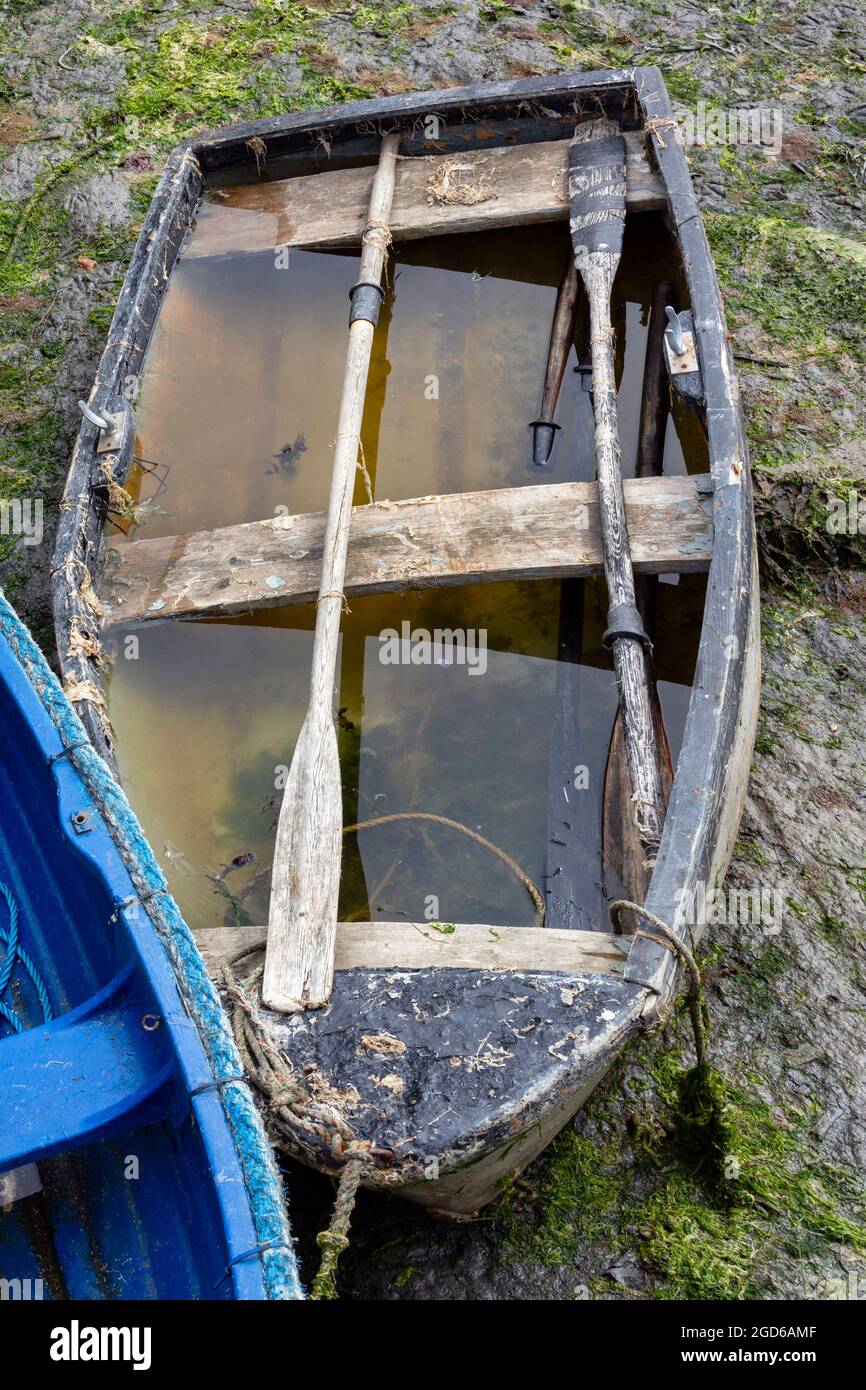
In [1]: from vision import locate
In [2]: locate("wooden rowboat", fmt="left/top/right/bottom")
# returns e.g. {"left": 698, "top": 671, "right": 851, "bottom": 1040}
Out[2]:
{"left": 53, "top": 68, "right": 758, "bottom": 1219}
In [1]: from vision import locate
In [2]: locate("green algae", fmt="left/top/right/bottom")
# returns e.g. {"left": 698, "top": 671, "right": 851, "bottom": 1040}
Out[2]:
{"left": 707, "top": 213, "right": 866, "bottom": 364}
{"left": 90, "top": 7, "right": 373, "bottom": 145}
{"left": 506, "top": 1040, "right": 866, "bottom": 1299}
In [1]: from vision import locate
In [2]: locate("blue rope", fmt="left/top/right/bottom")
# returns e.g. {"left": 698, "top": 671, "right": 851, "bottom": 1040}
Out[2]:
{"left": 0, "top": 881, "right": 16, "bottom": 997}
{"left": 0, "top": 879, "right": 52, "bottom": 1034}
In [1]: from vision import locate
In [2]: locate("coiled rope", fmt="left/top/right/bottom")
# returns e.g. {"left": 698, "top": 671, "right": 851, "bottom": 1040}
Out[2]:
{"left": 224, "top": 951, "right": 371, "bottom": 1299}
{"left": 0, "top": 880, "right": 53, "bottom": 1034}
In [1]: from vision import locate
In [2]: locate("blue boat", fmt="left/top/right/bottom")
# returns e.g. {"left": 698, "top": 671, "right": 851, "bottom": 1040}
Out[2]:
{"left": 0, "top": 593, "right": 301, "bottom": 1299}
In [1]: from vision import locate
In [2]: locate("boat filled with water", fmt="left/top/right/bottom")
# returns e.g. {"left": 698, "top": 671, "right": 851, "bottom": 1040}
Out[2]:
{"left": 53, "top": 67, "right": 759, "bottom": 1220}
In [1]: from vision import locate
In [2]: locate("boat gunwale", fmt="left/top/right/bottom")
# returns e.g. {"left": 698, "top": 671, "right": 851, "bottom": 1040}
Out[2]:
{"left": 623, "top": 70, "right": 758, "bottom": 1004}
{"left": 191, "top": 66, "right": 641, "bottom": 174}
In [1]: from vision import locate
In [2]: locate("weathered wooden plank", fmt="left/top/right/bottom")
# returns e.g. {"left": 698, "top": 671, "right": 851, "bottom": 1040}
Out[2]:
{"left": 102, "top": 474, "right": 714, "bottom": 625}
{"left": 185, "top": 132, "right": 661, "bottom": 260}
{"left": 196, "top": 922, "right": 626, "bottom": 977}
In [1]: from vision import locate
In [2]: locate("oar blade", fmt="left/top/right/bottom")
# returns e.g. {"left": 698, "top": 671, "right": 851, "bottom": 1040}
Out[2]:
{"left": 263, "top": 712, "right": 342, "bottom": 1012}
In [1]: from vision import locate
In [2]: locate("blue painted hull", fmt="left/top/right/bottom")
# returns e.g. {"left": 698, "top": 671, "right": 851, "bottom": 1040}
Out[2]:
{"left": 0, "top": 596, "right": 300, "bottom": 1299}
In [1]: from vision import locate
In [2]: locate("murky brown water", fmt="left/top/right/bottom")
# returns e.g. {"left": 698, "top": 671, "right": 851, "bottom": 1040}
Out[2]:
{"left": 107, "top": 202, "right": 707, "bottom": 934}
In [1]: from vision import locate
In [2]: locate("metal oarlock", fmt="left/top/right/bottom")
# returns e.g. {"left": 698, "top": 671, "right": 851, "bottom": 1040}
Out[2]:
{"left": 662, "top": 308, "right": 703, "bottom": 405}
{"left": 78, "top": 400, "right": 111, "bottom": 430}
{"left": 664, "top": 305, "right": 686, "bottom": 356}
{"left": 77, "top": 398, "right": 136, "bottom": 465}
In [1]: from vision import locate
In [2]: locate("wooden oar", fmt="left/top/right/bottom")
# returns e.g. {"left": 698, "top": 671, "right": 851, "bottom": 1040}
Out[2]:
{"left": 602, "top": 283, "right": 675, "bottom": 919}
{"left": 530, "top": 258, "right": 579, "bottom": 467}
{"left": 568, "top": 118, "right": 667, "bottom": 876}
{"left": 263, "top": 133, "right": 400, "bottom": 1013}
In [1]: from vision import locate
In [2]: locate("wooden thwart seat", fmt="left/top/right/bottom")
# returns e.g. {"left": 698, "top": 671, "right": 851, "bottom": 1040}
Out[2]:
{"left": 102, "top": 473, "right": 714, "bottom": 625}
{"left": 195, "top": 921, "right": 627, "bottom": 978}
{"left": 185, "top": 133, "right": 662, "bottom": 261}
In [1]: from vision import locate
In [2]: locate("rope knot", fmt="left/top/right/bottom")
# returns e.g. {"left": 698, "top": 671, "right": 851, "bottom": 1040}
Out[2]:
{"left": 316, "top": 589, "right": 350, "bottom": 614}
{"left": 316, "top": 1230, "right": 350, "bottom": 1258}
{"left": 269, "top": 1085, "right": 299, "bottom": 1112}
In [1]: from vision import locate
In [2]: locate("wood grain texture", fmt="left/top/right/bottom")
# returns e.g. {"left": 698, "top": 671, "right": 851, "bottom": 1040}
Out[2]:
{"left": 531, "top": 258, "right": 580, "bottom": 465}
{"left": 197, "top": 921, "right": 626, "bottom": 976}
{"left": 263, "top": 134, "right": 400, "bottom": 1014}
{"left": 570, "top": 118, "right": 667, "bottom": 863}
{"left": 624, "top": 68, "right": 758, "bottom": 1008}
{"left": 603, "top": 282, "right": 674, "bottom": 926}
{"left": 185, "top": 133, "right": 662, "bottom": 260}
{"left": 102, "top": 474, "right": 714, "bottom": 625}
{"left": 51, "top": 146, "right": 203, "bottom": 769}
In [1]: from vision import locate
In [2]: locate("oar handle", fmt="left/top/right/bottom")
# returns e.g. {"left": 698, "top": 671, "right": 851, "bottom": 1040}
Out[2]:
{"left": 540, "top": 260, "right": 579, "bottom": 411}
{"left": 308, "top": 132, "right": 401, "bottom": 708}
{"left": 531, "top": 260, "right": 580, "bottom": 468}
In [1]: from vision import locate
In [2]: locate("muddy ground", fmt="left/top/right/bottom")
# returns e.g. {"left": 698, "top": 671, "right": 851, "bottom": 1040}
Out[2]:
{"left": 1, "top": 1, "right": 865, "bottom": 1299}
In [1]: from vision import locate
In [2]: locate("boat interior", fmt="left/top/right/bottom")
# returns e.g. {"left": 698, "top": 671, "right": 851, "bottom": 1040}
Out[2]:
{"left": 99, "top": 109, "right": 713, "bottom": 970}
